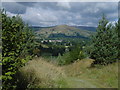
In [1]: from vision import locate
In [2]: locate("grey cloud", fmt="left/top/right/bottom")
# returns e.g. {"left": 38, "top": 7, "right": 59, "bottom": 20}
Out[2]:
{"left": 17, "top": 2, "right": 36, "bottom": 7}
{"left": 3, "top": 2, "right": 118, "bottom": 27}
{"left": 2, "top": 2, "right": 26, "bottom": 14}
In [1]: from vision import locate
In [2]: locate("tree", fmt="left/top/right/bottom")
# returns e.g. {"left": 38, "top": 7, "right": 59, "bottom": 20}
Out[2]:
{"left": 114, "top": 18, "right": 120, "bottom": 60}
{"left": 2, "top": 10, "right": 35, "bottom": 89}
{"left": 90, "top": 15, "right": 118, "bottom": 65}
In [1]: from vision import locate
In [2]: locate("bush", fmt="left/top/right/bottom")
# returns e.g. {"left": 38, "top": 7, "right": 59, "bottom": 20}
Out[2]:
{"left": 58, "top": 46, "right": 86, "bottom": 65}
{"left": 89, "top": 15, "right": 119, "bottom": 65}
{"left": 2, "top": 10, "right": 35, "bottom": 89}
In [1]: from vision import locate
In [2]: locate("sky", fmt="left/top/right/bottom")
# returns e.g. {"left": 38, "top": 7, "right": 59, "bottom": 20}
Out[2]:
{"left": 2, "top": 2, "right": 118, "bottom": 27}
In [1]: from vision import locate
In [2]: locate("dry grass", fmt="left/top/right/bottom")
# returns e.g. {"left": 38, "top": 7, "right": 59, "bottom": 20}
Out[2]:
{"left": 63, "top": 58, "right": 94, "bottom": 76}
{"left": 63, "top": 58, "right": 118, "bottom": 88}
{"left": 18, "top": 57, "right": 118, "bottom": 88}
{"left": 19, "top": 57, "right": 67, "bottom": 88}
{"left": 82, "top": 62, "right": 118, "bottom": 88}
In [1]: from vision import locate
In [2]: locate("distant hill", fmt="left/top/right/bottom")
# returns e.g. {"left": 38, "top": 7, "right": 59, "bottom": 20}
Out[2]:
{"left": 30, "top": 25, "right": 96, "bottom": 32}
{"left": 35, "top": 25, "right": 95, "bottom": 39}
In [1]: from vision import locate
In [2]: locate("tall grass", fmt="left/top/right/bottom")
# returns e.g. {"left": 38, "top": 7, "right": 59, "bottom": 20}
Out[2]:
{"left": 16, "top": 57, "right": 118, "bottom": 88}
{"left": 63, "top": 59, "right": 118, "bottom": 88}
{"left": 17, "top": 57, "right": 68, "bottom": 88}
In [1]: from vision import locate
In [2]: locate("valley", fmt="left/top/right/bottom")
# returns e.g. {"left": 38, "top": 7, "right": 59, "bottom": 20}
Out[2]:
{"left": 2, "top": 2, "right": 118, "bottom": 89}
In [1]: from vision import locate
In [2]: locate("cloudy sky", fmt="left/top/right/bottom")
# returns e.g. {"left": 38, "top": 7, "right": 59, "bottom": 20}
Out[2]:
{"left": 2, "top": 2, "right": 118, "bottom": 27}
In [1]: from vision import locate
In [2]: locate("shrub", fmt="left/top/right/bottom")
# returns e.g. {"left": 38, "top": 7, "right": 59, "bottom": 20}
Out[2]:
{"left": 2, "top": 10, "right": 35, "bottom": 89}
{"left": 58, "top": 46, "right": 86, "bottom": 65}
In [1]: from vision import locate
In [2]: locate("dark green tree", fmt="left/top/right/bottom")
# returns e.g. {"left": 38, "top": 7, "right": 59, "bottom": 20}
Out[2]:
{"left": 114, "top": 18, "right": 120, "bottom": 60}
{"left": 90, "top": 15, "right": 118, "bottom": 64}
{"left": 2, "top": 10, "right": 35, "bottom": 89}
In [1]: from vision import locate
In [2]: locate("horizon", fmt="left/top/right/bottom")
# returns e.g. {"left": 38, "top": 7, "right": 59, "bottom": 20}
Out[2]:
{"left": 29, "top": 24, "right": 97, "bottom": 28}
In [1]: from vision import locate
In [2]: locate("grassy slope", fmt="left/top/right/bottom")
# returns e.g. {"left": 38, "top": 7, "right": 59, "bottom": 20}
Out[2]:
{"left": 63, "top": 59, "right": 118, "bottom": 88}
{"left": 19, "top": 58, "right": 118, "bottom": 88}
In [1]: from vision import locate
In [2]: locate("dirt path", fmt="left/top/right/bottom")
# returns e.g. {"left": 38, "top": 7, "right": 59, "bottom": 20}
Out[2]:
{"left": 66, "top": 77, "right": 98, "bottom": 88}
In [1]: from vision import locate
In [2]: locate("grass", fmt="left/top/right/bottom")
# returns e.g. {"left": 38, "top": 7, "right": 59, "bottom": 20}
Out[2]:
{"left": 18, "top": 57, "right": 68, "bottom": 88}
{"left": 18, "top": 57, "right": 118, "bottom": 88}
{"left": 63, "top": 59, "right": 118, "bottom": 88}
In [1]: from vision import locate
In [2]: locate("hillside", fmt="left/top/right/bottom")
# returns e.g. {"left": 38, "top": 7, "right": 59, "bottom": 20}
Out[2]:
{"left": 19, "top": 58, "right": 118, "bottom": 88}
{"left": 35, "top": 25, "right": 94, "bottom": 39}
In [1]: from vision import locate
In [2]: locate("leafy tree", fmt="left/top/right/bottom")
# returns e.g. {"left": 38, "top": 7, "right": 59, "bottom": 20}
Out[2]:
{"left": 90, "top": 15, "right": 118, "bottom": 64}
{"left": 2, "top": 10, "right": 35, "bottom": 89}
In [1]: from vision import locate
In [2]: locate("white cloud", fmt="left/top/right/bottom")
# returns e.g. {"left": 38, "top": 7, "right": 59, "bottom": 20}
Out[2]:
{"left": 56, "top": 2, "right": 71, "bottom": 9}
{"left": 86, "top": 22, "right": 95, "bottom": 26}
{"left": 75, "top": 15, "right": 81, "bottom": 19}
{"left": 6, "top": 11, "right": 17, "bottom": 17}
{"left": 21, "top": 7, "right": 59, "bottom": 25}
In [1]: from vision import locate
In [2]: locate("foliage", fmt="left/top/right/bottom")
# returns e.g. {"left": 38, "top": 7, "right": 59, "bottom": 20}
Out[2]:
{"left": 89, "top": 15, "right": 118, "bottom": 64}
{"left": 2, "top": 10, "right": 35, "bottom": 89}
{"left": 33, "top": 48, "right": 41, "bottom": 56}
{"left": 114, "top": 18, "right": 120, "bottom": 60}
{"left": 58, "top": 46, "right": 86, "bottom": 65}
